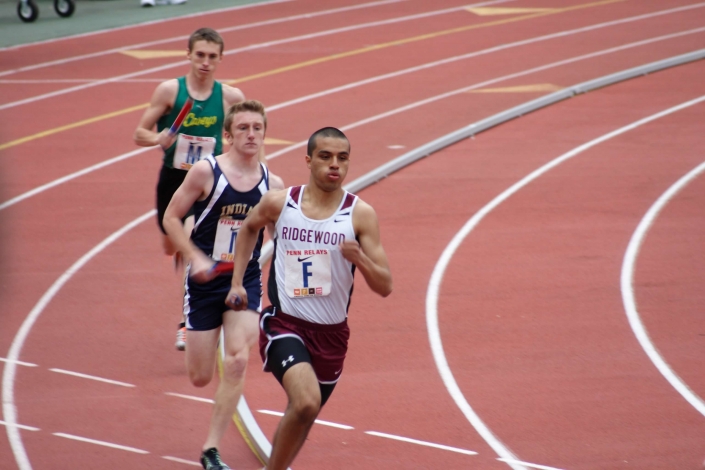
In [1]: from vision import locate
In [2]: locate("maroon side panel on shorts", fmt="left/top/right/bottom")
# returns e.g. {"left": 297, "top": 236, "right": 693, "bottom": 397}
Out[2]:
{"left": 259, "top": 308, "right": 350, "bottom": 383}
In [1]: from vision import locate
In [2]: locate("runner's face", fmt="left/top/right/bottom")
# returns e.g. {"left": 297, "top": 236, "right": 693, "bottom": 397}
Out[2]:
{"left": 306, "top": 137, "right": 350, "bottom": 191}
{"left": 226, "top": 111, "right": 265, "bottom": 157}
{"left": 188, "top": 40, "right": 222, "bottom": 77}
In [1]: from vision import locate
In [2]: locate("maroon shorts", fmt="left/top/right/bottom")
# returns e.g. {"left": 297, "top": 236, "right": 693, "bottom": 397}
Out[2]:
{"left": 259, "top": 306, "right": 350, "bottom": 384}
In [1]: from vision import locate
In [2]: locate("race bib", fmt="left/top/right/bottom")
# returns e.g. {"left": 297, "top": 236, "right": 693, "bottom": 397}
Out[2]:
{"left": 173, "top": 134, "right": 216, "bottom": 170}
{"left": 213, "top": 218, "right": 243, "bottom": 262}
{"left": 284, "top": 249, "right": 331, "bottom": 298}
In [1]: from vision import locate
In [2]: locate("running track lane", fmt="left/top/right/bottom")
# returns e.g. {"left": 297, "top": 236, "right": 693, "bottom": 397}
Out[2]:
{"left": 4, "top": 1, "right": 704, "bottom": 468}
{"left": 5, "top": 14, "right": 704, "bottom": 470}
{"left": 3, "top": 2, "right": 704, "bottom": 207}
{"left": 423, "top": 61, "right": 705, "bottom": 468}
{"left": 2, "top": 0, "right": 701, "bottom": 138}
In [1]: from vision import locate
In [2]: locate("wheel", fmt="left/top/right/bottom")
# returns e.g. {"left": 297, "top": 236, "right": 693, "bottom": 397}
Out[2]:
{"left": 17, "top": 0, "right": 39, "bottom": 22}
{"left": 54, "top": 0, "right": 74, "bottom": 18}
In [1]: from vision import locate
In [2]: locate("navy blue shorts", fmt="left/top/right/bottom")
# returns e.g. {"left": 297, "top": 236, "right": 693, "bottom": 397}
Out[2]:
{"left": 184, "top": 268, "right": 262, "bottom": 331}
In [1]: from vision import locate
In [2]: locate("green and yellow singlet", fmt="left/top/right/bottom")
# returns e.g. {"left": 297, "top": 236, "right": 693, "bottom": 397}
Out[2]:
{"left": 158, "top": 76, "right": 224, "bottom": 170}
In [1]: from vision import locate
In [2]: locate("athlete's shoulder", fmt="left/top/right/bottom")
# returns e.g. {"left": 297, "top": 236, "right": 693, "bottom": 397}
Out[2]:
{"left": 262, "top": 187, "right": 288, "bottom": 205}
{"left": 222, "top": 84, "right": 246, "bottom": 106}
{"left": 188, "top": 158, "right": 214, "bottom": 176}
{"left": 268, "top": 172, "right": 285, "bottom": 190}
{"left": 352, "top": 197, "right": 378, "bottom": 227}
{"left": 152, "top": 78, "right": 179, "bottom": 104}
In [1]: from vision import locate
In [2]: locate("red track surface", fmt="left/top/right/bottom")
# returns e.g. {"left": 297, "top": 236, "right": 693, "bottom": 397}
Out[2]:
{"left": 1, "top": 0, "right": 704, "bottom": 469}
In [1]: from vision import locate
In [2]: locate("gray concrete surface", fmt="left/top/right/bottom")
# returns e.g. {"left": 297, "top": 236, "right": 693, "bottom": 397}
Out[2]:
{"left": 0, "top": 0, "right": 273, "bottom": 48}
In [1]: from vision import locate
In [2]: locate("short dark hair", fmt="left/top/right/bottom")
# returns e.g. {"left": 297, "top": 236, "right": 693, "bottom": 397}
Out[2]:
{"left": 223, "top": 100, "right": 267, "bottom": 133}
{"left": 188, "top": 28, "right": 224, "bottom": 54}
{"left": 307, "top": 127, "right": 349, "bottom": 156}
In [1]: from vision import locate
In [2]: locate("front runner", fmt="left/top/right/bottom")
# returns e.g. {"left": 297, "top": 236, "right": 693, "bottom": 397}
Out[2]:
{"left": 227, "top": 127, "right": 393, "bottom": 470}
{"left": 134, "top": 28, "right": 277, "bottom": 351}
{"left": 163, "top": 100, "right": 284, "bottom": 469}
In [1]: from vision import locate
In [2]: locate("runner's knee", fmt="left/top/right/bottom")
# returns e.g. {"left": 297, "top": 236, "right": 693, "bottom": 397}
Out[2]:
{"left": 189, "top": 369, "right": 213, "bottom": 388}
{"left": 222, "top": 349, "right": 249, "bottom": 380}
{"left": 289, "top": 393, "right": 320, "bottom": 424}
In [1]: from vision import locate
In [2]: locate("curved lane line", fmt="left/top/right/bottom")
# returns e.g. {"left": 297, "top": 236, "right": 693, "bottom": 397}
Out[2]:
{"left": 263, "top": 27, "right": 705, "bottom": 162}
{"left": 0, "top": 0, "right": 403, "bottom": 77}
{"left": 2, "top": 25, "right": 703, "bottom": 212}
{"left": 2, "top": 210, "right": 155, "bottom": 470}
{"left": 621, "top": 158, "right": 705, "bottom": 417}
{"left": 1, "top": 1, "right": 699, "bottom": 152}
{"left": 0, "top": 0, "right": 514, "bottom": 112}
{"left": 426, "top": 94, "right": 705, "bottom": 469}
{"left": 4, "top": 33, "right": 704, "bottom": 470}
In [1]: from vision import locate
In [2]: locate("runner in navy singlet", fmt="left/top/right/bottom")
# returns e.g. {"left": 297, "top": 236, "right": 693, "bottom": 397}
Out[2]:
{"left": 162, "top": 100, "right": 285, "bottom": 470}
{"left": 226, "top": 127, "right": 393, "bottom": 470}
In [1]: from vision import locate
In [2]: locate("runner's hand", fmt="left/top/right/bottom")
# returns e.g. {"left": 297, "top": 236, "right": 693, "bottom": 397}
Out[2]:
{"left": 339, "top": 239, "right": 363, "bottom": 265}
{"left": 157, "top": 128, "right": 177, "bottom": 149}
{"left": 189, "top": 252, "right": 218, "bottom": 284}
{"left": 226, "top": 286, "right": 247, "bottom": 310}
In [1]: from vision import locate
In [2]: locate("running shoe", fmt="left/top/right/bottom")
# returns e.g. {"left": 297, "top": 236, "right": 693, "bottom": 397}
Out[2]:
{"left": 140, "top": 0, "right": 155, "bottom": 6}
{"left": 201, "top": 448, "right": 230, "bottom": 470}
{"left": 175, "top": 323, "right": 186, "bottom": 351}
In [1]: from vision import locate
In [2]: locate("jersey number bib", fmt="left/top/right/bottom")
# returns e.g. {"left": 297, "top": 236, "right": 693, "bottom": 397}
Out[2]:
{"left": 284, "top": 249, "right": 331, "bottom": 298}
{"left": 174, "top": 134, "right": 216, "bottom": 170}
{"left": 213, "top": 218, "right": 243, "bottom": 262}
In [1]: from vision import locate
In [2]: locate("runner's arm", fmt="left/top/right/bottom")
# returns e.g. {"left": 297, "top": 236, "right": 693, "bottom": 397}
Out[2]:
{"left": 228, "top": 189, "right": 286, "bottom": 307}
{"left": 342, "top": 200, "right": 393, "bottom": 297}
{"left": 134, "top": 79, "right": 178, "bottom": 148}
{"left": 265, "top": 173, "right": 285, "bottom": 239}
{"left": 162, "top": 161, "right": 214, "bottom": 279}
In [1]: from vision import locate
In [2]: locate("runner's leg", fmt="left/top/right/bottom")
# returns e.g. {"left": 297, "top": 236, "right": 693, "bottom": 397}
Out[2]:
{"left": 267, "top": 362, "right": 321, "bottom": 470}
{"left": 202, "top": 309, "right": 258, "bottom": 450}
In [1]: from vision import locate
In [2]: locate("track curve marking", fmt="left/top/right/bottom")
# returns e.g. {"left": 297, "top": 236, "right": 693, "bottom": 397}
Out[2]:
{"left": 2, "top": 2, "right": 699, "bottom": 152}
{"left": 621, "top": 151, "right": 705, "bottom": 417}
{"left": 426, "top": 93, "right": 705, "bottom": 469}
{"left": 6, "top": 24, "right": 701, "bottom": 212}
{"left": 0, "top": 0, "right": 402, "bottom": 77}
{"left": 0, "top": 0, "right": 517, "bottom": 112}
{"left": 2, "top": 211, "right": 155, "bottom": 470}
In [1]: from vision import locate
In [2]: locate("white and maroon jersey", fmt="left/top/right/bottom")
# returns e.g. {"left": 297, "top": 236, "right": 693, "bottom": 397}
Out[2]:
{"left": 267, "top": 185, "right": 357, "bottom": 324}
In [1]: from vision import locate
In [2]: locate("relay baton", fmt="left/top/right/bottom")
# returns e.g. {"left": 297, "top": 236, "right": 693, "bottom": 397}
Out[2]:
{"left": 208, "top": 260, "right": 234, "bottom": 277}
{"left": 169, "top": 97, "right": 194, "bottom": 136}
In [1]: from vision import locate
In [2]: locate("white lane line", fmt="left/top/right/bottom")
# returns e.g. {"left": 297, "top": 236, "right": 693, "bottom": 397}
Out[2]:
{"left": 48, "top": 368, "right": 135, "bottom": 387}
{"left": 162, "top": 456, "right": 202, "bottom": 466}
{"left": 53, "top": 432, "right": 149, "bottom": 454}
{"left": 2, "top": 8, "right": 701, "bottom": 212}
{"left": 0, "top": 0, "right": 403, "bottom": 77}
{"left": 0, "top": 421, "right": 40, "bottom": 432}
{"left": 2, "top": 210, "right": 155, "bottom": 470}
{"left": 0, "top": 146, "right": 156, "bottom": 211}
{"left": 0, "top": 358, "right": 37, "bottom": 367}
{"left": 621, "top": 159, "right": 705, "bottom": 417}
{"left": 165, "top": 392, "right": 214, "bottom": 404}
{"left": 426, "top": 94, "right": 705, "bottom": 470}
{"left": 257, "top": 409, "right": 354, "bottom": 429}
{"left": 0, "top": 0, "right": 511, "bottom": 110}
{"left": 498, "top": 458, "right": 566, "bottom": 470}
{"left": 265, "top": 26, "right": 705, "bottom": 162}
{"left": 0, "top": 0, "right": 293, "bottom": 52}
{"left": 365, "top": 431, "right": 478, "bottom": 455}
